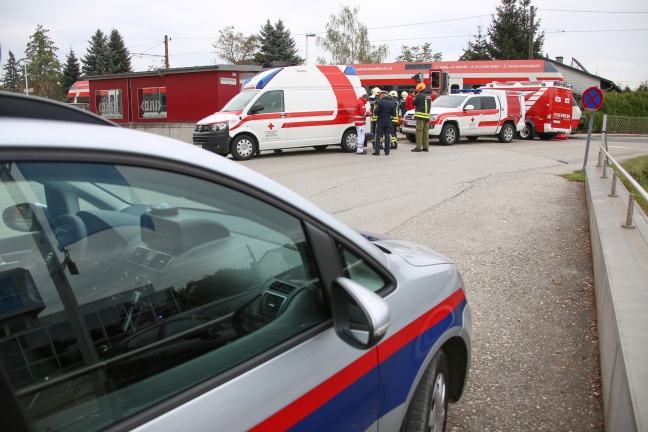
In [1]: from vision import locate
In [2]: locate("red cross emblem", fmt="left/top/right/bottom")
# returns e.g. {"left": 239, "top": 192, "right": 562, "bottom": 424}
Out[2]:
{"left": 471, "top": 117, "right": 475, "bottom": 123}
{"left": 268, "top": 123, "right": 274, "bottom": 130}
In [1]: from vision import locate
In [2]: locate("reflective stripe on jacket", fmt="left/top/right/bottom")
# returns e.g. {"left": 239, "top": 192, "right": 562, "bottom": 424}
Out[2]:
{"left": 413, "top": 91, "right": 432, "bottom": 120}
{"left": 391, "top": 99, "right": 400, "bottom": 123}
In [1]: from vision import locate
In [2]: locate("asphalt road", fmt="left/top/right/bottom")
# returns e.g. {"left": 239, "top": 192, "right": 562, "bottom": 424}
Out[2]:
{"left": 239, "top": 134, "right": 604, "bottom": 431}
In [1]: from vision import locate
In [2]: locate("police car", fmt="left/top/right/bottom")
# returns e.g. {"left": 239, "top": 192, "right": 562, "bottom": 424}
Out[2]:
{"left": 0, "top": 91, "right": 471, "bottom": 432}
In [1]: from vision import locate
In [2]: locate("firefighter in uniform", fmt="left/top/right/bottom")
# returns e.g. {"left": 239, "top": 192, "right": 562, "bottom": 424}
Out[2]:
{"left": 388, "top": 90, "right": 400, "bottom": 149}
{"left": 412, "top": 83, "right": 432, "bottom": 152}
{"left": 369, "top": 87, "right": 382, "bottom": 149}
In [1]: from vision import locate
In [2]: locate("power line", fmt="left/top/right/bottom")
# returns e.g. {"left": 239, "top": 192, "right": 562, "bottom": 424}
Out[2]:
{"left": 539, "top": 8, "right": 648, "bottom": 14}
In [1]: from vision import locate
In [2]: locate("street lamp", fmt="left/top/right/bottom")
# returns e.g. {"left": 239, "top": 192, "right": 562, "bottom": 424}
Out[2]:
{"left": 23, "top": 61, "right": 30, "bottom": 96}
{"left": 305, "top": 33, "right": 316, "bottom": 65}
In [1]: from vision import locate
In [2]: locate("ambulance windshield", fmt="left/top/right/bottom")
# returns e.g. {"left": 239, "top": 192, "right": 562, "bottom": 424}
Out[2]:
{"left": 221, "top": 90, "right": 261, "bottom": 112}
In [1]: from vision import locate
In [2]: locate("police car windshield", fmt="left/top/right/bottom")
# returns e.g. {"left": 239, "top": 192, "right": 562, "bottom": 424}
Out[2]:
{"left": 221, "top": 90, "right": 261, "bottom": 112}
{"left": 432, "top": 95, "right": 468, "bottom": 108}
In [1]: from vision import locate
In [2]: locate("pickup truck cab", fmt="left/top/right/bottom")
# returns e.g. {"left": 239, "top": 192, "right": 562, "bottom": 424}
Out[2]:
{"left": 402, "top": 89, "right": 525, "bottom": 145}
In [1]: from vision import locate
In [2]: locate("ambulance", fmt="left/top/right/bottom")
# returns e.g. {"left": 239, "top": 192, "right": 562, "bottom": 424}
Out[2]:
{"left": 401, "top": 88, "right": 526, "bottom": 145}
{"left": 479, "top": 80, "right": 582, "bottom": 140}
{"left": 192, "top": 65, "right": 366, "bottom": 160}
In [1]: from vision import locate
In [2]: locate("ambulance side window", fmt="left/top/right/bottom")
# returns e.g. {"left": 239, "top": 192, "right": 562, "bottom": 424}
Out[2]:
{"left": 256, "top": 91, "right": 284, "bottom": 113}
{"left": 482, "top": 97, "right": 496, "bottom": 110}
{"left": 465, "top": 97, "right": 481, "bottom": 110}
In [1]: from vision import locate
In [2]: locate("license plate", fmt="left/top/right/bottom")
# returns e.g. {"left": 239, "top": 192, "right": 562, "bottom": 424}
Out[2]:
{"left": 406, "top": 121, "right": 416, "bottom": 126}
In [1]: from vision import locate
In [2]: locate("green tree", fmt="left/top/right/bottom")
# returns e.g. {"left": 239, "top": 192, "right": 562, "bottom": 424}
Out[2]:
{"left": 1, "top": 50, "right": 23, "bottom": 92}
{"left": 82, "top": 29, "right": 110, "bottom": 75}
{"left": 255, "top": 19, "right": 303, "bottom": 67}
{"left": 395, "top": 43, "right": 442, "bottom": 62}
{"left": 108, "top": 28, "right": 132, "bottom": 73}
{"left": 459, "top": 25, "right": 492, "bottom": 61}
{"left": 61, "top": 48, "right": 81, "bottom": 97}
{"left": 316, "top": 6, "right": 388, "bottom": 64}
{"left": 487, "top": 0, "right": 544, "bottom": 60}
{"left": 24, "top": 24, "right": 63, "bottom": 99}
{"left": 213, "top": 26, "right": 259, "bottom": 65}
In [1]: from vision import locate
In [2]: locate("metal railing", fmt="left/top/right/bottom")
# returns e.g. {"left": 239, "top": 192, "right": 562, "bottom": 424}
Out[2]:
{"left": 596, "top": 114, "right": 648, "bottom": 229}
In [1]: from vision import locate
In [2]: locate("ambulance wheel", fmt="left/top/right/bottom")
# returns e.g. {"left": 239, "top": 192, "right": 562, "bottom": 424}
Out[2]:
{"left": 313, "top": 145, "right": 328, "bottom": 151}
{"left": 439, "top": 124, "right": 458, "bottom": 146}
{"left": 519, "top": 123, "right": 534, "bottom": 140}
{"left": 341, "top": 129, "right": 357, "bottom": 153}
{"left": 498, "top": 123, "right": 515, "bottom": 143}
{"left": 466, "top": 136, "right": 478, "bottom": 141}
{"left": 230, "top": 135, "right": 256, "bottom": 160}
{"left": 406, "top": 133, "right": 416, "bottom": 143}
{"left": 401, "top": 350, "right": 449, "bottom": 432}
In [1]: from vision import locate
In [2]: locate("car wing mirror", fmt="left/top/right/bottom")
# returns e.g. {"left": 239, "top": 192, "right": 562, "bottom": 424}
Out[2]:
{"left": 249, "top": 102, "right": 264, "bottom": 114}
{"left": 464, "top": 104, "right": 475, "bottom": 111}
{"left": 2, "top": 203, "right": 43, "bottom": 232}
{"left": 330, "top": 277, "right": 390, "bottom": 350}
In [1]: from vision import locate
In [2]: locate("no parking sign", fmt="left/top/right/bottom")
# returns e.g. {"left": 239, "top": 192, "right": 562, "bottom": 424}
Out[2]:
{"left": 582, "top": 87, "right": 604, "bottom": 112}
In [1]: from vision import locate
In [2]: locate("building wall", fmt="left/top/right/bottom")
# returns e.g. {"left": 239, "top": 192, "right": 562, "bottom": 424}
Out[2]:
{"left": 553, "top": 65, "right": 600, "bottom": 97}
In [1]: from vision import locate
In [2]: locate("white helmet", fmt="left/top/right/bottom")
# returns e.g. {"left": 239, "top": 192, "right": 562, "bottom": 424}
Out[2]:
{"left": 401, "top": 91, "right": 408, "bottom": 98}
{"left": 389, "top": 90, "right": 398, "bottom": 97}
{"left": 371, "top": 87, "right": 381, "bottom": 95}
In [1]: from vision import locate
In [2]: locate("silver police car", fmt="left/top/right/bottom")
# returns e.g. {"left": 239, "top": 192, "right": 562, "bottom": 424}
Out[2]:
{"left": 0, "top": 92, "right": 471, "bottom": 432}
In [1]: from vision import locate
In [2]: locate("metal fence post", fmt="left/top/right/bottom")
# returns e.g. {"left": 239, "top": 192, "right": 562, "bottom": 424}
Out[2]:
{"left": 609, "top": 172, "right": 618, "bottom": 197}
{"left": 601, "top": 159, "right": 608, "bottom": 178}
{"left": 622, "top": 194, "right": 636, "bottom": 229}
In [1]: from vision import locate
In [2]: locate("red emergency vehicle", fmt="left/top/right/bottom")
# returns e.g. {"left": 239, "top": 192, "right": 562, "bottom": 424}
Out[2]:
{"left": 66, "top": 80, "right": 90, "bottom": 108}
{"left": 479, "top": 80, "right": 582, "bottom": 140}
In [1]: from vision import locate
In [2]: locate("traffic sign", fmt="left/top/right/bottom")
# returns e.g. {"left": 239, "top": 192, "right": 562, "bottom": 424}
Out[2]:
{"left": 582, "top": 87, "right": 604, "bottom": 112}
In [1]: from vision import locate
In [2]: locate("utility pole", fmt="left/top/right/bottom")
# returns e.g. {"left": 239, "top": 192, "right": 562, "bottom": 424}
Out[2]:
{"left": 164, "top": 35, "right": 170, "bottom": 69}
{"left": 528, "top": 6, "right": 534, "bottom": 60}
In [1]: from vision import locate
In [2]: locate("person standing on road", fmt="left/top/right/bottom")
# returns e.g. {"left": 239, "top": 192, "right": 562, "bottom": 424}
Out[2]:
{"left": 373, "top": 91, "right": 395, "bottom": 156}
{"left": 412, "top": 83, "right": 432, "bottom": 153}
{"left": 368, "top": 87, "right": 381, "bottom": 150}
{"left": 354, "top": 93, "right": 369, "bottom": 154}
{"left": 389, "top": 91, "right": 400, "bottom": 149}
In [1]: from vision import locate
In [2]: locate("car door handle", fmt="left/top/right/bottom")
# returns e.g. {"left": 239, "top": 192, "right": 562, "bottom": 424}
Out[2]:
{"left": 280, "top": 113, "right": 286, "bottom": 118}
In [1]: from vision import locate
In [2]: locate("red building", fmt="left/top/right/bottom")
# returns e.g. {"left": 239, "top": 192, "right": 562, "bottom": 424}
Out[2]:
{"left": 84, "top": 65, "right": 262, "bottom": 125}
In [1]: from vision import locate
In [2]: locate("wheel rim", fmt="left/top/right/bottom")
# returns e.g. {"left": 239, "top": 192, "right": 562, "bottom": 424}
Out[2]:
{"left": 236, "top": 138, "right": 254, "bottom": 158}
{"left": 446, "top": 128, "right": 456, "bottom": 143}
{"left": 504, "top": 126, "right": 514, "bottom": 141}
{"left": 429, "top": 373, "right": 447, "bottom": 432}
{"left": 347, "top": 133, "right": 358, "bottom": 150}
{"left": 520, "top": 126, "right": 530, "bottom": 139}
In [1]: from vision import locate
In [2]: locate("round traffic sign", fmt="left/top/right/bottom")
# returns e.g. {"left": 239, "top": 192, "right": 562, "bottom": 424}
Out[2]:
{"left": 582, "top": 87, "right": 604, "bottom": 112}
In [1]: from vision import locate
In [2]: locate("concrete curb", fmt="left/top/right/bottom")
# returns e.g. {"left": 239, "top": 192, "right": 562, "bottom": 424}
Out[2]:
{"left": 585, "top": 165, "right": 648, "bottom": 432}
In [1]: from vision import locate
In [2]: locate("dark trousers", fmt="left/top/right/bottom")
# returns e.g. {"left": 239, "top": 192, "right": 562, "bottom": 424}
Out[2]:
{"left": 375, "top": 123, "right": 391, "bottom": 155}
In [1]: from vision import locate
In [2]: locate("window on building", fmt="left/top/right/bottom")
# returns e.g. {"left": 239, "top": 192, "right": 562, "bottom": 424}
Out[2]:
{"left": 95, "top": 89, "right": 123, "bottom": 119}
{"left": 137, "top": 87, "right": 167, "bottom": 119}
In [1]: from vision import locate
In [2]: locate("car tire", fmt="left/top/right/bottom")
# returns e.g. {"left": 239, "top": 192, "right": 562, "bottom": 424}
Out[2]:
{"left": 340, "top": 129, "right": 357, "bottom": 152}
{"left": 401, "top": 350, "right": 449, "bottom": 432}
{"left": 230, "top": 135, "right": 256, "bottom": 161}
{"left": 498, "top": 123, "right": 515, "bottom": 143}
{"left": 439, "top": 124, "right": 458, "bottom": 146}
{"left": 518, "top": 122, "right": 534, "bottom": 140}
{"left": 466, "top": 136, "right": 478, "bottom": 141}
{"left": 313, "top": 145, "right": 328, "bottom": 151}
{"left": 406, "top": 133, "right": 416, "bottom": 143}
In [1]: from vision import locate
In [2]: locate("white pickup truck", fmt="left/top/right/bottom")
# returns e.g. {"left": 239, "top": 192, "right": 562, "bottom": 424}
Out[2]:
{"left": 401, "top": 89, "right": 526, "bottom": 145}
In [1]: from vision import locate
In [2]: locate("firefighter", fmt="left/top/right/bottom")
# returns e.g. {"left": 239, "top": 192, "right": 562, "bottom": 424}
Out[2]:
{"left": 388, "top": 90, "right": 400, "bottom": 149}
{"left": 412, "top": 83, "right": 432, "bottom": 152}
{"left": 369, "top": 87, "right": 382, "bottom": 149}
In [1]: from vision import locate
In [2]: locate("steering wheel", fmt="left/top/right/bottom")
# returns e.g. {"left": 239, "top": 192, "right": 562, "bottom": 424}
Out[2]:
{"left": 51, "top": 214, "right": 88, "bottom": 261}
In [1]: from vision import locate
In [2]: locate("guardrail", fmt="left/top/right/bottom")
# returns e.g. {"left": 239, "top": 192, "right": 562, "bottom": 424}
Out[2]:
{"left": 596, "top": 114, "right": 648, "bottom": 228}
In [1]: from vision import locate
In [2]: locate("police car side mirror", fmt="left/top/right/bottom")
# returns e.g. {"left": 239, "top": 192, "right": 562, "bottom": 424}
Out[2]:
{"left": 464, "top": 105, "right": 475, "bottom": 111}
{"left": 330, "top": 277, "right": 390, "bottom": 350}
{"left": 249, "top": 102, "right": 264, "bottom": 114}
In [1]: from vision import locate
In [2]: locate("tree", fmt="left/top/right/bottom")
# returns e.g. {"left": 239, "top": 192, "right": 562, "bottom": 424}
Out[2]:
{"left": 108, "top": 28, "right": 132, "bottom": 73}
{"left": 24, "top": 24, "right": 63, "bottom": 100}
{"left": 61, "top": 48, "right": 81, "bottom": 96}
{"left": 487, "top": 0, "right": 544, "bottom": 60}
{"left": 395, "top": 43, "right": 442, "bottom": 62}
{"left": 213, "top": 26, "right": 259, "bottom": 65}
{"left": 82, "top": 29, "right": 110, "bottom": 75}
{"left": 459, "top": 25, "right": 491, "bottom": 61}
{"left": 1, "top": 50, "right": 23, "bottom": 92}
{"left": 255, "top": 19, "right": 303, "bottom": 67}
{"left": 316, "top": 6, "right": 388, "bottom": 64}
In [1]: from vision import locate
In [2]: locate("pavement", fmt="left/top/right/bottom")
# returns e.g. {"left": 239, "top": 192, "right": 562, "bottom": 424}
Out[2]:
{"left": 245, "top": 135, "right": 606, "bottom": 431}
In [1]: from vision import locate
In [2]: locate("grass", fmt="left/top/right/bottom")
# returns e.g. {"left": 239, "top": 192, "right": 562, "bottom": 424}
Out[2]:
{"left": 563, "top": 156, "right": 648, "bottom": 214}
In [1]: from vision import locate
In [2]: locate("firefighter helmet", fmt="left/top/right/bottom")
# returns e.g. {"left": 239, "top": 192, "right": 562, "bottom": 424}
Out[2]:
{"left": 416, "top": 83, "right": 426, "bottom": 92}
{"left": 401, "top": 91, "right": 408, "bottom": 98}
{"left": 389, "top": 90, "right": 398, "bottom": 97}
{"left": 371, "top": 87, "right": 381, "bottom": 95}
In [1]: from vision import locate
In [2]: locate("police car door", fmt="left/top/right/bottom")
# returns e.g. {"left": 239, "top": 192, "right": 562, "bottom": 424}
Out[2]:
{"left": 249, "top": 90, "right": 288, "bottom": 150}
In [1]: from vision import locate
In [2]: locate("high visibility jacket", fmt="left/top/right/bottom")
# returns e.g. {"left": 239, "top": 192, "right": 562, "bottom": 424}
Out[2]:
{"left": 370, "top": 100, "right": 378, "bottom": 122}
{"left": 391, "top": 99, "right": 400, "bottom": 123}
{"left": 413, "top": 90, "right": 432, "bottom": 120}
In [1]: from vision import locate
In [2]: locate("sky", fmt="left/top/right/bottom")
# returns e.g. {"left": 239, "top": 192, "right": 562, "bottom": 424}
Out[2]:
{"left": 1, "top": 0, "right": 647, "bottom": 89}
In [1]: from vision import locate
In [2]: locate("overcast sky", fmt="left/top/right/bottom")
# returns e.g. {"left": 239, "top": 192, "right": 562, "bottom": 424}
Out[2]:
{"left": 2, "top": 0, "right": 647, "bottom": 89}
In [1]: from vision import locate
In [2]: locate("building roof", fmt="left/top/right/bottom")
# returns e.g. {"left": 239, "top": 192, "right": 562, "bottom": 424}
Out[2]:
{"left": 82, "top": 64, "right": 264, "bottom": 81}
{"left": 543, "top": 57, "right": 621, "bottom": 92}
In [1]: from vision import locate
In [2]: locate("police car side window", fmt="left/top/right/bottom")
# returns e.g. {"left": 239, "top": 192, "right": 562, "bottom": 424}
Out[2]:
{"left": 482, "top": 97, "right": 497, "bottom": 110}
{"left": 0, "top": 161, "right": 327, "bottom": 432}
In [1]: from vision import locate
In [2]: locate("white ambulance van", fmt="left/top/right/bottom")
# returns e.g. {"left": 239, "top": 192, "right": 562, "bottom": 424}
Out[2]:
{"left": 479, "top": 81, "right": 582, "bottom": 140}
{"left": 193, "top": 65, "right": 366, "bottom": 160}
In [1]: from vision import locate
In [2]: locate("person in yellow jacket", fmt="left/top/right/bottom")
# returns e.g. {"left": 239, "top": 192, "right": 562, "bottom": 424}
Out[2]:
{"left": 388, "top": 91, "right": 400, "bottom": 149}
{"left": 412, "top": 83, "right": 432, "bottom": 152}
{"left": 369, "top": 87, "right": 383, "bottom": 149}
